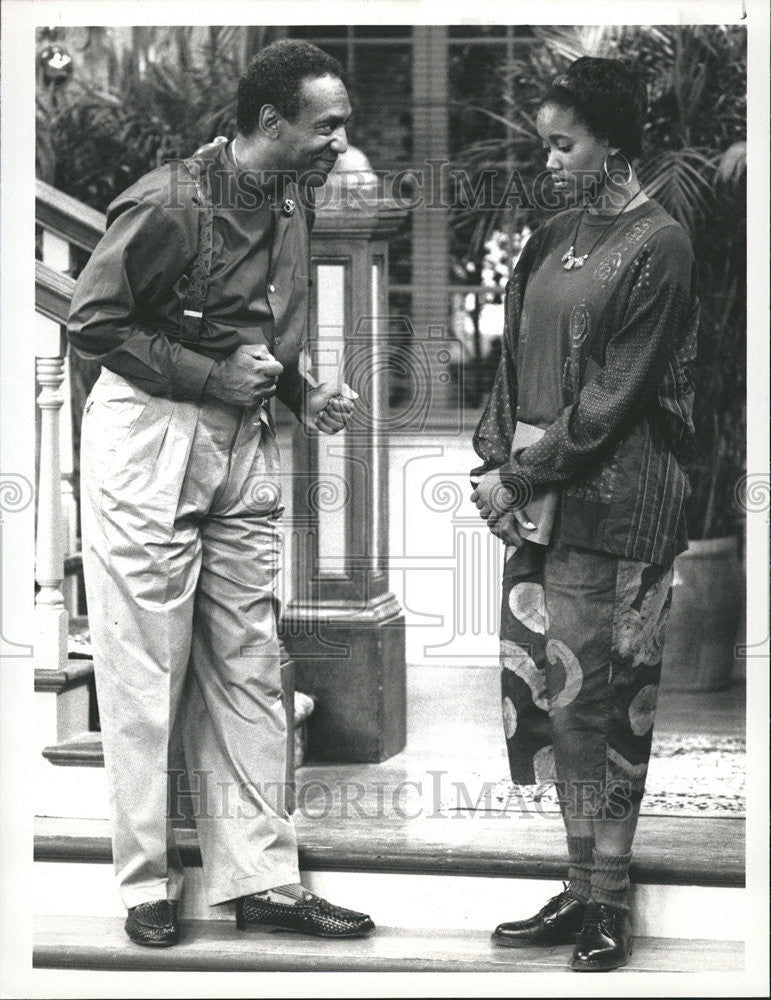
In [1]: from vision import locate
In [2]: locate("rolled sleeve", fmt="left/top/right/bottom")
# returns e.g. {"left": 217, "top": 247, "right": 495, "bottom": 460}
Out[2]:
{"left": 275, "top": 363, "right": 315, "bottom": 421}
{"left": 172, "top": 349, "right": 216, "bottom": 401}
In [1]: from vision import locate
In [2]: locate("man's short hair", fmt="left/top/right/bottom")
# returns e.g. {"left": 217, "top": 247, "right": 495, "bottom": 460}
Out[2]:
{"left": 237, "top": 39, "right": 344, "bottom": 133}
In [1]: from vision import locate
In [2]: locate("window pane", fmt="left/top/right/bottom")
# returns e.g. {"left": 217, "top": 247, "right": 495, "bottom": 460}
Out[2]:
{"left": 447, "top": 26, "right": 507, "bottom": 39}
{"left": 352, "top": 26, "right": 412, "bottom": 39}
{"left": 385, "top": 292, "right": 412, "bottom": 409}
{"left": 287, "top": 26, "right": 348, "bottom": 39}
{"left": 448, "top": 42, "right": 508, "bottom": 151}
{"left": 387, "top": 213, "right": 412, "bottom": 287}
{"left": 349, "top": 45, "right": 412, "bottom": 168}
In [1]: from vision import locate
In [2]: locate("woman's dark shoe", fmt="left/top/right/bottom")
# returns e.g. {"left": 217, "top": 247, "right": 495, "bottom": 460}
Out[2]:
{"left": 235, "top": 890, "right": 375, "bottom": 938}
{"left": 492, "top": 887, "right": 586, "bottom": 948}
{"left": 569, "top": 902, "right": 633, "bottom": 971}
{"left": 124, "top": 899, "right": 179, "bottom": 947}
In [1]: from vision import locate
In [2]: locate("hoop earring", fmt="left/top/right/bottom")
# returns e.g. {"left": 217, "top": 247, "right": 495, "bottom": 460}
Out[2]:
{"left": 603, "top": 151, "right": 633, "bottom": 186}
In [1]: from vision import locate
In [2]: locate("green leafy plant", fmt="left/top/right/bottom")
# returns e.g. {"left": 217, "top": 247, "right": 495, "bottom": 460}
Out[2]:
{"left": 36, "top": 26, "right": 276, "bottom": 213}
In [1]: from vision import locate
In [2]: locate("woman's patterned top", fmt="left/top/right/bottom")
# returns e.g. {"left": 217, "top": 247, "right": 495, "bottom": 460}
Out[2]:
{"left": 472, "top": 198, "right": 699, "bottom": 568}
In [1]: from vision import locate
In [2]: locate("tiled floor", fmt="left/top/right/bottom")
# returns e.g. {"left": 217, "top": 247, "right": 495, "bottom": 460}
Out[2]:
{"left": 403, "top": 664, "right": 746, "bottom": 818}
{"left": 407, "top": 665, "right": 746, "bottom": 750}
{"left": 295, "top": 663, "right": 746, "bottom": 826}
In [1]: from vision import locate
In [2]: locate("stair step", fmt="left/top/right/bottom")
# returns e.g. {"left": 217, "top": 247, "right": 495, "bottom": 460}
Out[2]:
{"left": 34, "top": 811, "right": 745, "bottom": 887}
{"left": 34, "top": 816, "right": 747, "bottom": 942}
{"left": 42, "top": 730, "right": 103, "bottom": 766}
{"left": 39, "top": 700, "right": 313, "bottom": 768}
{"left": 33, "top": 915, "right": 743, "bottom": 973}
{"left": 34, "top": 658, "right": 94, "bottom": 692}
{"left": 35, "top": 858, "right": 745, "bottom": 942}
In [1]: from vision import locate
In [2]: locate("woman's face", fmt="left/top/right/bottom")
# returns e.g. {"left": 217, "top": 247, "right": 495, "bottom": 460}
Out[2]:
{"left": 536, "top": 101, "right": 611, "bottom": 199}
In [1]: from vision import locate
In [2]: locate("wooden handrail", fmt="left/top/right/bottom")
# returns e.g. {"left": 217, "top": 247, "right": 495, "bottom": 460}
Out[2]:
{"left": 36, "top": 262, "right": 76, "bottom": 325}
{"left": 36, "top": 180, "right": 105, "bottom": 253}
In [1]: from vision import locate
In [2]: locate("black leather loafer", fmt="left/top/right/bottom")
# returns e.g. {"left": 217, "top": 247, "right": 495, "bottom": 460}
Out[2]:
{"left": 492, "top": 888, "right": 586, "bottom": 948}
{"left": 570, "top": 902, "right": 632, "bottom": 971}
{"left": 235, "top": 890, "right": 375, "bottom": 938}
{"left": 125, "top": 899, "right": 179, "bottom": 947}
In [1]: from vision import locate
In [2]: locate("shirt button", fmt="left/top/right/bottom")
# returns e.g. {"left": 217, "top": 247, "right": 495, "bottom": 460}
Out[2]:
{"left": 269, "top": 283, "right": 276, "bottom": 293}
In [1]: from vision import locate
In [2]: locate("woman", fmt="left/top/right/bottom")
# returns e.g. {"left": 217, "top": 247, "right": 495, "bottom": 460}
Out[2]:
{"left": 470, "top": 57, "right": 698, "bottom": 972}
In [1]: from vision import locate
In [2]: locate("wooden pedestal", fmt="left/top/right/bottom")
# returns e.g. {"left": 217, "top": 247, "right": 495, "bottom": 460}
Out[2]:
{"left": 281, "top": 599, "right": 406, "bottom": 763}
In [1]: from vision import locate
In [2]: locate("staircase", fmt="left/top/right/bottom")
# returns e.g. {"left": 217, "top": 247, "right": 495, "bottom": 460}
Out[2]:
{"left": 34, "top": 807, "right": 744, "bottom": 973}
{"left": 33, "top": 919, "right": 741, "bottom": 975}
{"left": 34, "top": 662, "right": 747, "bottom": 975}
{"left": 29, "top": 182, "right": 751, "bottom": 979}
{"left": 30, "top": 572, "right": 753, "bottom": 978}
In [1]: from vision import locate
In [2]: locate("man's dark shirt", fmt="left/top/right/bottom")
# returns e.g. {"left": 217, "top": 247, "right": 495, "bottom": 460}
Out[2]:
{"left": 68, "top": 142, "right": 314, "bottom": 415}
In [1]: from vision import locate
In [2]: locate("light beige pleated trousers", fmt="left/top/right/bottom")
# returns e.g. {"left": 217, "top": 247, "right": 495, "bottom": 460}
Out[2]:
{"left": 80, "top": 370, "right": 300, "bottom": 908}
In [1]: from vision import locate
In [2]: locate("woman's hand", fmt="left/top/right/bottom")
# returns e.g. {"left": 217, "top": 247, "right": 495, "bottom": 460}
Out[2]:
{"left": 489, "top": 510, "right": 533, "bottom": 548}
{"left": 470, "top": 468, "right": 520, "bottom": 519}
{"left": 470, "top": 468, "right": 535, "bottom": 546}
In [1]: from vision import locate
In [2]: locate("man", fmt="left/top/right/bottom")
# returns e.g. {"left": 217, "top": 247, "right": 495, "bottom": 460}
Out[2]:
{"left": 68, "top": 39, "right": 373, "bottom": 947}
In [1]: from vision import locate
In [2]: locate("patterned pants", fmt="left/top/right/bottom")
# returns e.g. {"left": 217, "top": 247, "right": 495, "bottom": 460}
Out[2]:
{"left": 500, "top": 538, "right": 673, "bottom": 821}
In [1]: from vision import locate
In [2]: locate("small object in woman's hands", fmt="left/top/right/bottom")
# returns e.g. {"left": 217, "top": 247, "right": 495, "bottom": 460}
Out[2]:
{"left": 314, "top": 344, "right": 351, "bottom": 396}
{"left": 512, "top": 494, "right": 557, "bottom": 546}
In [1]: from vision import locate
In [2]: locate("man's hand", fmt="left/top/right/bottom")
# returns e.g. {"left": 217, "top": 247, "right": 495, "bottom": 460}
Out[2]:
{"left": 203, "top": 344, "right": 283, "bottom": 407}
{"left": 305, "top": 383, "right": 357, "bottom": 434}
{"left": 470, "top": 468, "right": 535, "bottom": 547}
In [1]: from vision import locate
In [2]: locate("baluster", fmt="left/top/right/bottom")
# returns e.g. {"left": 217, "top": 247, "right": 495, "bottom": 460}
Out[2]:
{"left": 60, "top": 355, "right": 79, "bottom": 614}
{"left": 35, "top": 317, "right": 68, "bottom": 671}
{"left": 40, "top": 229, "right": 79, "bottom": 614}
{"left": 41, "top": 230, "right": 72, "bottom": 274}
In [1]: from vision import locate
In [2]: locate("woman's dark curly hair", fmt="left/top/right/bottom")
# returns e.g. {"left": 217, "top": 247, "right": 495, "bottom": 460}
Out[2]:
{"left": 542, "top": 56, "right": 648, "bottom": 160}
{"left": 237, "top": 40, "right": 344, "bottom": 134}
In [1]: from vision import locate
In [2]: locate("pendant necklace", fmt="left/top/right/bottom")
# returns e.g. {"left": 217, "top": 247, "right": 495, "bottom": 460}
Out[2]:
{"left": 561, "top": 189, "right": 642, "bottom": 272}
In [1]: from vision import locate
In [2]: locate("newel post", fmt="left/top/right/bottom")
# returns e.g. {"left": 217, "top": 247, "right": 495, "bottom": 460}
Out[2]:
{"left": 279, "top": 173, "right": 408, "bottom": 763}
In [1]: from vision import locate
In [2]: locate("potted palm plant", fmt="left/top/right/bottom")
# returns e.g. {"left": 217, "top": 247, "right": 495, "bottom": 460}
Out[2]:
{"left": 653, "top": 134, "right": 746, "bottom": 691}
{"left": 633, "top": 29, "right": 747, "bottom": 691}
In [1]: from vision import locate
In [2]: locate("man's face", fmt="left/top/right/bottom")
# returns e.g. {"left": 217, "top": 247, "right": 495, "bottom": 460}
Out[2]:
{"left": 278, "top": 74, "right": 352, "bottom": 186}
